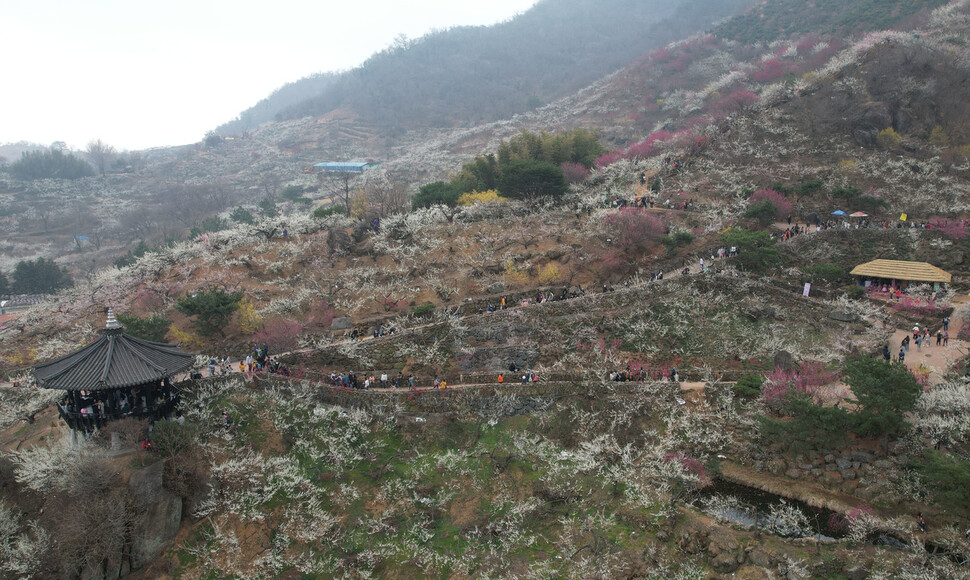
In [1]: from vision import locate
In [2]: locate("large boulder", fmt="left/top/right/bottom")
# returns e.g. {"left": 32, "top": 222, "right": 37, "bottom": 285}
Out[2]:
{"left": 352, "top": 221, "right": 372, "bottom": 243}
{"left": 326, "top": 228, "right": 352, "bottom": 255}
{"left": 773, "top": 351, "right": 794, "bottom": 373}
{"left": 331, "top": 317, "right": 353, "bottom": 330}
{"left": 828, "top": 310, "right": 859, "bottom": 323}
{"left": 129, "top": 461, "right": 182, "bottom": 570}
{"left": 707, "top": 535, "right": 744, "bottom": 574}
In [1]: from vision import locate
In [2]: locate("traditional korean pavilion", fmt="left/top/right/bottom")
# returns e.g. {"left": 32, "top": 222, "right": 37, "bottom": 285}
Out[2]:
{"left": 33, "top": 309, "right": 195, "bottom": 432}
{"left": 849, "top": 259, "right": 952, "bottom": 292}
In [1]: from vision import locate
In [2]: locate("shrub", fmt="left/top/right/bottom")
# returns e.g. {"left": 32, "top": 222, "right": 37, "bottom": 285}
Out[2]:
{"left": 801, "top": 263, "right": 844, "bottom": 283}
{"left": 743, "top": 200, "right": 779, "bottom": 225}
{"left": 457, "top": 190, "right": 504, "bottom": 206}
{"left": 115, "top": 313, "right": 171, "bottom": 342}
{"left": 235, "top": 298, "right": 263, "bottom": 334}
{"left": 734, "top": 374, "right": 765, "bottom": 397}
{"left": 662, "top": 230, "right": 695, "bottom": 249}
{"left": 537, "top": 263, "right": 561, "bottom": 284}
{"left": 892, "top": 296, "right": 944, "bottom": 317}
{"left": 910, "top": 449, "right": 970, "bottom": 509}
{"left": 795, "top": 178, "right": 825, "bottom": 198}
{"left": 190, "top": 217, "right": 228, "bottom": 238}
{"left": 175, "top": 288, "right": 244, "bottom": 338}
{"left": 759, "top": 394, "right": 850, "bottom": 452}
{"left": 721, "top": 228, "right": 778, "bottom": 273}
{"left": 929, "top": 125, "right": 950, "bottom": 148}
{"left": 313, "top": 204, "right": 346, "bottom": 219}
{"left": 839, "top": 159, "right": 860, "bottom": 178}
{"left": 412, "top": 181, "right": 463, "bottom": 209}
{"left": 411, "top": 303, "right": 435, "bottom": 317}
{"left": 846, "top": 285, "right": 865, "bottom": 299}
{"left": 850, "top": 195, "right": 889, "bottom": 213}
{"left": 230, "top": 206, "right": 256, "bottom": 224}
{"left": 831, "top": 185, "right": 863, "bottom": 200}
{"left": 876, "top": 127, "right": 901, "bottom": 150}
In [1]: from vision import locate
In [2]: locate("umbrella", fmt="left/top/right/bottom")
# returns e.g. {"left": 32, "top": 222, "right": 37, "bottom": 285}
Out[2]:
{"left": 849, "top": 211, "right": 869, "bottom": 218}
{"left": 831, "top": 210, "right": 848, "bottom": 216}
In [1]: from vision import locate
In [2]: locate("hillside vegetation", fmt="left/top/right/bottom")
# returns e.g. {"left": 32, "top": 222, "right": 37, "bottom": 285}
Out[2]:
{"left": 5, "top": 0, "right": 970, "bottom": 578}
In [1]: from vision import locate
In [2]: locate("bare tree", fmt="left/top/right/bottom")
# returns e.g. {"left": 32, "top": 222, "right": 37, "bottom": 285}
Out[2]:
{"left": 29, "top": 199, "right": 59, "bottom": 235}
{"left": 319, "top": 171, "right": 362, "bottom": 216}
{"left": 364, "top": 170, "right": 409, "bottom": 217}
{"left": 119, "top": 208, "right": 156, "bottom": 242}
{"left": 71, "top": 200, "right": 102, "bottom": 250}
{"left": 86, "top": 139, "right": 116, "bottom": 177}
{"left": 258, "top": 172, "right": 282, "bottom": 199}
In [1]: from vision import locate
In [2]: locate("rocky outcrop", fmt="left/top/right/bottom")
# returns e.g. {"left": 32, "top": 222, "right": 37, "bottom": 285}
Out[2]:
{"left": 458, "top": 346, "right": 538, "bottom": 371}
{"left": 129, "top": 461, "right": 183, "bottom": 571}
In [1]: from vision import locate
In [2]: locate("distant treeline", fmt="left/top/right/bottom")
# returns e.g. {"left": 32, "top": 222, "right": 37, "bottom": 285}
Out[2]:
{"left": 217, "top": 0, "right": 756, "bottom": 135}
{"left": 7, "top": 149, "right": 94, "bottom": 180}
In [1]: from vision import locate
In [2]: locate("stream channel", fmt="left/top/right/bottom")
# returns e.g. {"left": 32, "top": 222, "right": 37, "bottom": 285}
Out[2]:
{"left": 692, "top": 479, "right": 846, "bottom": 540}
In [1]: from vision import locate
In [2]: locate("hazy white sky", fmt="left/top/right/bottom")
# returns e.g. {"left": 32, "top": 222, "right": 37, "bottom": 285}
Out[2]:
{"left": 0, "top": 0, "right": 538, "bottom": 151}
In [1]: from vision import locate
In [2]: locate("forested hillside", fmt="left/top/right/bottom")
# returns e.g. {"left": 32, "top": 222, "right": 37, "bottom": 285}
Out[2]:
{"left": 714, "top": 0, "right": 948, "bottom": 42}
{"left": 217, "top": 0, "right": 756, "bottom": 135}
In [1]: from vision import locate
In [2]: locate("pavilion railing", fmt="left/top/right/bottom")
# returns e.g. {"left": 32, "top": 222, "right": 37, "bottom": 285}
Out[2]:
{"left": 57, "top": 397, "right": 180, "bottom": 431}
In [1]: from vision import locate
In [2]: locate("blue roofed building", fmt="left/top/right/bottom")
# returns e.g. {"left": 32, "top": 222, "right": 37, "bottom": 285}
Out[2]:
{"left": 310, "top": 161, "right": 376, "bottom": 173}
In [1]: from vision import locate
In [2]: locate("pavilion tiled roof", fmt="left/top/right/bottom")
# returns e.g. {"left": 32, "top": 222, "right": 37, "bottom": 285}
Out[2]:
{"left": 33, "top": 312, "right": 194, "bottom": 391}
{"left": 849, "top": 259, "right": 952, "bottom": 284}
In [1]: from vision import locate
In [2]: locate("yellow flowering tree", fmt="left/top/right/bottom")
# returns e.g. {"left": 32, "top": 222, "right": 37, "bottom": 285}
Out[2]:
{"left": 457, "top": 190, "right": 505, "bottom": 206}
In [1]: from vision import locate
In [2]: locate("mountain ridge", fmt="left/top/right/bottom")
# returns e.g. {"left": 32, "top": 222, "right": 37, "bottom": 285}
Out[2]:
{"left": 216, "top": 0, "right": 757, "bottom": 136}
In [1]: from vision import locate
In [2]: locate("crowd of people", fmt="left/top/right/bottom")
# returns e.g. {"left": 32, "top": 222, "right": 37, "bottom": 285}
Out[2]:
{"left": 884, "top": 318, "right": 953, "bottom": 364}
{"left": 327, "top": 370, "right": 418, "bottom": 390}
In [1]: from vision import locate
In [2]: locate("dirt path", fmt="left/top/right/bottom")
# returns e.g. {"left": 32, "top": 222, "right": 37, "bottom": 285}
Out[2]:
{"left": 888, "top": 300, "right": 967, "bottom": 385}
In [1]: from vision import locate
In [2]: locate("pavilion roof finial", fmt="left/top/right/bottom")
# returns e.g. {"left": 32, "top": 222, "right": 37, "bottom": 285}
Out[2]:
{"left": 105, "top": 308, "right": 122, "bottom": 330}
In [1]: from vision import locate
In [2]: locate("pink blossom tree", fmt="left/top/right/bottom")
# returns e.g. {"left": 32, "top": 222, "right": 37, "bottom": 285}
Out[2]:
{"left": 761, "top": 360, "right": 837, "bottom": 407}
{"left": 253, "top": 318, "right": 301, "bottom": 354}
{"left": 560, "top": 162, "right": 590, "bottom": 184}
{"left": 712, "top": 90, "right": 758, "bottom": 117}
{"left": 752, "top": 59, "right": 792, "bottom": 83}
{"left": 927, "top": 216, "right": 968, "bottom": 239}
{"left": 749, "top": 188, "right": 793, "bottom": 221}
{"left": 599, "top": 209, "right": 664, "bottom": 277}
